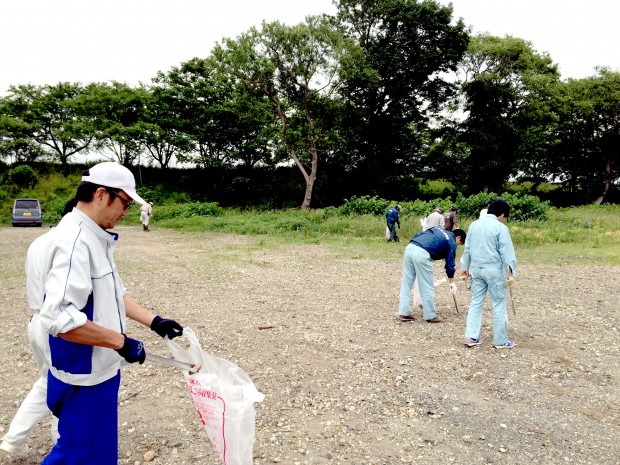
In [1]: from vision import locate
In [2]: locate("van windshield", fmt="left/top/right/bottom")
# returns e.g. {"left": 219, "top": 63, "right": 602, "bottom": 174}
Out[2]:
{"left": 16, "top": 200, "right": 39, "bottom": 209}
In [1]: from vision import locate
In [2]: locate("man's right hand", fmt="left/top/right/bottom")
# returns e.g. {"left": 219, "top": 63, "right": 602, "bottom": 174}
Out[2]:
{"left": 115, "top": 334, "right": 146, "bottom": 364}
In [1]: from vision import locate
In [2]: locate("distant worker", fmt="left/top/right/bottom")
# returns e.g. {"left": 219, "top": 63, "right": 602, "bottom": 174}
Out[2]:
{"left": 444, "top": 206, "right": 459, "bottom": 232}
{"left": 398, "top": 227, "right": 466, "bottom": 323}
{"left": 140, "top": 201, "right": 153, "bottom": 231}
{"left": 461, "top": 199, "right": 517, "bottom": 349}
{"left": 424, "top": 207, "right": 445, "bottom": 230}
{"left": 386, "top": 205, "right": 401, "bottom": 243}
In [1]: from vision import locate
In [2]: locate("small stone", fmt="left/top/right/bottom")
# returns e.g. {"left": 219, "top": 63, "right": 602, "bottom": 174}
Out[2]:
{"left": 143, "top": 450, "right": 156, "bottom": 462}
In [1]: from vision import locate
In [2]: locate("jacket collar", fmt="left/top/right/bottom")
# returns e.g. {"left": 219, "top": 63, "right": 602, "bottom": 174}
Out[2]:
{"left": 71, "top": 209, "right": 119, "bottom": 244}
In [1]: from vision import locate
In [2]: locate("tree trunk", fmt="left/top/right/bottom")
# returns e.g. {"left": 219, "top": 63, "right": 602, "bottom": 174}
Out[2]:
{"left": 591, "top": 158, "right": 612, "bottom": 205}
{"left": 301, "top": 147, "right": 318, "bottom": 210}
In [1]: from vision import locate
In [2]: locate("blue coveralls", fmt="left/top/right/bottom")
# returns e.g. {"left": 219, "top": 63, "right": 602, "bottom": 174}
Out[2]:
{"left": 398, "top": 227, "right": 457, "bottom": 320}
{"left": 461, "top": 214, "right": 517, "bottom": 346}
{"left": 386, "top": 207, "right": 401, "bottom": 242}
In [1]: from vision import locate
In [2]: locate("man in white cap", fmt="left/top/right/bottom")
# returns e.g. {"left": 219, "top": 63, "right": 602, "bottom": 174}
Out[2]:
{"left": 4, "top": 162, "right": 185, "bottom": 464}
{"left": 140, "top": 201, "right": 153, "bottom": 231}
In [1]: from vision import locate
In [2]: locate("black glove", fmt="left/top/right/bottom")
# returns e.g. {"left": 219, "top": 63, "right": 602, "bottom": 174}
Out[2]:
{"left": 116, "top": 334, "right": 146, "bottom": 364}
{"left": 150, "top": 315, "right": 183, "bottom": 339}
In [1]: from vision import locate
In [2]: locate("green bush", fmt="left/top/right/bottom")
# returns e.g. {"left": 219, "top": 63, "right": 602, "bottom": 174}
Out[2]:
{"left": 336, "top": 192, "right": 550, "bottom": 222}
{"left": 454, "top": 192, "right": 551, "bottom": 221}
{"left": 153, "top": 201, "right": 223, "bottom": 220}
{"left": 136, "top": 185, "right": 193, "bottom": 205}
{"left": 339, "top": 196, "right": 392, "bottom": 215}
{"left": 2, "top": 165, "right": 38, "bottom": 190}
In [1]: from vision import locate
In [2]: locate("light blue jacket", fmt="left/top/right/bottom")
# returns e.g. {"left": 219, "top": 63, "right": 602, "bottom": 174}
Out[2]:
{"left": 461, "top": 214, "right": 517, "bottom": 276}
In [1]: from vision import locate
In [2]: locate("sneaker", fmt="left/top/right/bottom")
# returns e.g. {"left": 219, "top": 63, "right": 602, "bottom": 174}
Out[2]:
{"left": 399, "top": 315, "right": 415, "bottom": 322}
{"left": 464, "top": 338, "right": 481, "bottom": 347}
{"left": 0, "top": 440, "right": 28, "bottom": 457}
{"left": 493, "top": 341, "right": 515, "bottom": 349}
{"left": 426, "top": 316, "right": 442, "bottom": 323}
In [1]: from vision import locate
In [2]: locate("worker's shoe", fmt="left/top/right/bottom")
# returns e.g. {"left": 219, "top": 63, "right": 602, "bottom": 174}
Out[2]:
{"left": 425, "top": 316, "right": 442, "bottom": 323}
{"left": 464, "top": 338, "right": 481, "bottom": 347}
{"left": 493, "top": 341, "right": 515, "bottom": 349}
{"left": 0, "top": 440, "right": 28, "bottom": 457}
{"left": 399, "top": 315, "right": 415, "bottom": 322}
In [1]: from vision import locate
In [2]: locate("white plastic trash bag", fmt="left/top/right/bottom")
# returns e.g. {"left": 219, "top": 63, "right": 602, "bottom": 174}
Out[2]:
{"left": 413, "top": 277, "right": 447, "bottom": 309}
{"left": 166, "top": 328, "right": 265, "bottom": 465}
{"left": 413, "top": 279, "right": 422, "bottom": 307}
{"left": 385, "top": 225, "right": 391, "bottom": 240}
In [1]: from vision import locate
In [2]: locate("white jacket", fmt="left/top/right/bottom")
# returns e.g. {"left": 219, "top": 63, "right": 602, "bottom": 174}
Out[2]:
{"left": 37, "top": 209, "right": 127, "bottom": 386}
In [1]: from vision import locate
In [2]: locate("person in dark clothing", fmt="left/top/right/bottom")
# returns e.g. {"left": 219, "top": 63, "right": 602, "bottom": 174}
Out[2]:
{"left": 386, "top": 205, "right": 401, "bottom": 242}
{"left": 61, "top": 196, "right": 78, "bottom": 217}
{"left": 444, "top": 206, "right": 459, "bottom": 232}
{"left": 398, "top": 227, "right": 466, "bottom": 322}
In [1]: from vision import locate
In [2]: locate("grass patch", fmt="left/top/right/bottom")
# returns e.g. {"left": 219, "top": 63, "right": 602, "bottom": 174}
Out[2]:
{"left": 2, "top": 169, "right": 618, "bottom": 266}
{"left": 131, "top": 205, "right": 619, "bottom": 265}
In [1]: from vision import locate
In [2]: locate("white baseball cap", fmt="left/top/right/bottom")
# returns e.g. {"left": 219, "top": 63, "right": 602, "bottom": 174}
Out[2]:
{"left": 82, "top": 162, "right": 146, "bottom": 205}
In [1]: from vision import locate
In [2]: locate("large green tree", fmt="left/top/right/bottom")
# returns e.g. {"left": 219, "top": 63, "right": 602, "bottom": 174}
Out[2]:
{"left": 550, "top": 69, "right": 620, "bottom": 203}
{"left": 84, "top": 82, "right": 148, "bottom": 166}
{"left": 213, "top": 16, "right": 353, "bottom": 209}
{"left": 154, "top": 58, "right": 278, "bottom": 169}
{"left": 132, "top": 85, "right": 193, "bottom": 169}
{"left": 335, "top": 0, "right": 469, "bottom": 195}
{"left": 1, "top": 83, "right": 96, "bottom": 165}
{"left": 0, "top": 112, "right": 45, "bottom": 164}
{"left": 451, "top": 34, "right": 560, "bottom": 193}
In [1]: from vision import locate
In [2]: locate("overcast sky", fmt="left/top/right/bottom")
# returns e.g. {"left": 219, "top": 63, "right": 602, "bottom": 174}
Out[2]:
{"left": 1, "top": 0, "right": 618, "bottom": 95}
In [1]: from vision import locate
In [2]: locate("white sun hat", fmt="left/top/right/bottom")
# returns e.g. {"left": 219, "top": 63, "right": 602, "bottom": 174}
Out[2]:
{"left": 82, "top": 162, "right": 146, "bottom": 205}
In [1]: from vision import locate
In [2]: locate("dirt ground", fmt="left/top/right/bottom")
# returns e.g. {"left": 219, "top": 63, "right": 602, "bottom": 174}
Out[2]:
{"left": 0, "top": 225, "right": 619, "bottom": 465}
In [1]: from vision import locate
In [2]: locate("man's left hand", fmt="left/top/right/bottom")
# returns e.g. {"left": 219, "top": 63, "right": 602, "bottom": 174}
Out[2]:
{"left": 151, "top": 316, "right": 184, "bottom": 339}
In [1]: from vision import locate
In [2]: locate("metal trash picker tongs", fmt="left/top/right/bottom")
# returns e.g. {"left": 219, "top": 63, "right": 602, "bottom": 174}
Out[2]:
{"left": 506, "top": 274, "right": 517, "bottom": 316}
{"left": 145, "top": 353, "right": 202, "bottom": 374}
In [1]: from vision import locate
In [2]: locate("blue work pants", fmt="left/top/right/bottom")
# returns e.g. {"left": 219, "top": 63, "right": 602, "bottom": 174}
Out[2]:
{"left": 464, "top": 266, "right": 509, "bottom": 345}
{"left": 399, "top": 244, "right": 439, "bottom": 320}
{"left": 42, "top": 371, "right": 121, "bottom": 465}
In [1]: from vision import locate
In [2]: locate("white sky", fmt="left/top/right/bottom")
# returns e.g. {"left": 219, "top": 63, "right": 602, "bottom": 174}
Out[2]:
{"left": 441, "top": 0, "right": 620, "bottom": 80}
{"left": 0, "top": 0, "right": 618, "bottom": 95}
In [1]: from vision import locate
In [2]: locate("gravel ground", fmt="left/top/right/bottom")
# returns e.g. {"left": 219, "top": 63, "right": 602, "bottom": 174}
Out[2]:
{"left": 1, "top": 225, "right": 619, "bottom": 465}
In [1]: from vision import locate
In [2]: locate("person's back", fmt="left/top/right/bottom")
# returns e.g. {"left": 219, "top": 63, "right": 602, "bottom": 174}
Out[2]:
{"left": 140, "top": 202, "right": 153, "bottom": 231}
{"left": 444, "top": 207, "right": 458, "bottom": 232}
{"left": 461, "top": 199, "right": 517, "bottom": 349}
{"left": 463, "top": 215, "right": 513, "bottom": 269}
{"left": 424, "top": 208, "right": 444, "bottom": 230}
